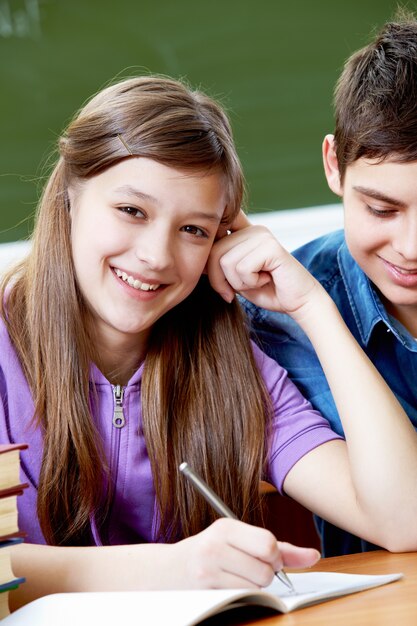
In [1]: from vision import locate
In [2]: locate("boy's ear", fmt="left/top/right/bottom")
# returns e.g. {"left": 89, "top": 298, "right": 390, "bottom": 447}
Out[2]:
{"left": 322, "top": 135, "right": 343, "bottom": 197}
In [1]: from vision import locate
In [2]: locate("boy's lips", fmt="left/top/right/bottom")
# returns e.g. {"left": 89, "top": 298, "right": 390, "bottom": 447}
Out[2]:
{"left": 380, "top": 257, "right": 417, "bottom": 287}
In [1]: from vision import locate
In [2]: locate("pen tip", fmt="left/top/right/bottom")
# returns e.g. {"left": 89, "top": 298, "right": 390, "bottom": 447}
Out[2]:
{"left": 179, "top": 462, "right": 188, "bottom": 472}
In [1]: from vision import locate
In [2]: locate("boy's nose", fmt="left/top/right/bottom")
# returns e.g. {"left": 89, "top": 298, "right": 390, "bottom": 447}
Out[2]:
{"left": 393, "top": 220, "right": 417, "bottom": 262}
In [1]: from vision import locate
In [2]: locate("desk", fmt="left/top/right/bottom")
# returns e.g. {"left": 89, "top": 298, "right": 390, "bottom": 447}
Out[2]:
{"left": 244, "top": 550, "right": 417, "bottom": 625}
{"left": 5, "top": 550, "right": 416, "bottom": 626}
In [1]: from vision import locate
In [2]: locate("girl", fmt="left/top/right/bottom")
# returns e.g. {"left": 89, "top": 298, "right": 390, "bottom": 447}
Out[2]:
{"left": 1, "top": 76, "right": 417, "bottom": 609}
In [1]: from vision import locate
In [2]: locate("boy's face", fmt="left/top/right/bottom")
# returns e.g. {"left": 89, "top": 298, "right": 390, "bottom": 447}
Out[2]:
{"left": 323, "top": 135, "right": 417, "bottom": 334}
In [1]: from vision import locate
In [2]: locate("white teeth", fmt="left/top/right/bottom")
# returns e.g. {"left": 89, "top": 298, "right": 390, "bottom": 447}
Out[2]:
{"left": 114, "top": 268, "right": 160, "bottom": 292}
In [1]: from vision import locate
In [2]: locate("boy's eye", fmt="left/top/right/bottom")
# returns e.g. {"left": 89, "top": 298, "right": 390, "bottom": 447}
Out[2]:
{"left": 366, "top": 205, "right": 396, "bottom": 218}
{"left": 181, "top": 225, "right": 208, "bottom": 238}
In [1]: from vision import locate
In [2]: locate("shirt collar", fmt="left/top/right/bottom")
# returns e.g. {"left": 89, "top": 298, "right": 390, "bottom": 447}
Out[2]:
{"left": 89, "top": 361, "right": 144, "bottom": 386}
{"left": 337, "top": 241, "right": 417, "bottom": 350}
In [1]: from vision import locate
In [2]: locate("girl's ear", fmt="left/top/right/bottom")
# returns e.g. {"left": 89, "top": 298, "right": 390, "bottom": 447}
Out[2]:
{"left": 322, "top": 135, "right": 343, "bottom": 197}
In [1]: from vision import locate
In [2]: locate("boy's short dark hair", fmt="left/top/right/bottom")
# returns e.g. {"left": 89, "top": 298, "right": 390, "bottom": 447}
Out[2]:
{"left": 334, "top": 9, "right": 417, "bottom": 179}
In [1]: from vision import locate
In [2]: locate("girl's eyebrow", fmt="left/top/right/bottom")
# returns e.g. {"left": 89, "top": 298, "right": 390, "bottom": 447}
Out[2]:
{"left": 113, "top": 184, "right": 158, "bottom": 204}
{"left": 113, "top": 184, "right": 221, "bottom": 222}
{"left": 353, "top": 185, "right": 406, "bottom": 208}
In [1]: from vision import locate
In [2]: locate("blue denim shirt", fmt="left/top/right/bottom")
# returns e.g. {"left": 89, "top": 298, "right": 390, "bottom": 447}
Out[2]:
{"left": 243, "top": 229, "right": 417, "bottom": 556}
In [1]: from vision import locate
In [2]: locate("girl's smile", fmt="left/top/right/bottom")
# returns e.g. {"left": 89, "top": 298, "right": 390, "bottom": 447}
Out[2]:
{"left": 112, "top": 267, "right": 162, "bottom": 293}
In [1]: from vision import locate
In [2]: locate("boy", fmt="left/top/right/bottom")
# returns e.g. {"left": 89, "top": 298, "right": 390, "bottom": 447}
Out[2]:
{"left": 244, "top": 11, "right": 417, "bottom": 556}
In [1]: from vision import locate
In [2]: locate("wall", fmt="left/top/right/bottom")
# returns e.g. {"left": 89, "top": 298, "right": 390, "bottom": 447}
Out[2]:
{"left": 0, "top": 0, "right": 404, "bottom": 242}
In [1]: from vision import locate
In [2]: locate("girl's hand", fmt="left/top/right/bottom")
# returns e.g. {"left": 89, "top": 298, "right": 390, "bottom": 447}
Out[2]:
{"left": 8, "top": 524, "right": 319, "bottom": 605}
{"left": 208, "top": 217, "right": 323, "bottom": 322}
{"left": 173, "top": 518, "right": 320, "bottom": 589}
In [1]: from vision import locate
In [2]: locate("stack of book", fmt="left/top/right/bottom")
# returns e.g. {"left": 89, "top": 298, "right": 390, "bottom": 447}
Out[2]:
{"left": 0, "top": 444, "right": 28, "bottom": 619}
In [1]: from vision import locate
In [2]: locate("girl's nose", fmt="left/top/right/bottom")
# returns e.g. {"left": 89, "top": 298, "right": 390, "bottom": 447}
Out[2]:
{"left": 134, "top": 225, "right": 175, "bottom": 271}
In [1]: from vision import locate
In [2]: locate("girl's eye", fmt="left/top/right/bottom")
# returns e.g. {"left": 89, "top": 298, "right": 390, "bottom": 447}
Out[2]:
{"left": 181, "top": 225, "right": 208, "bottom": 238}
{"left": 366, "top": 205, "right": 397, "bottom": 218}
{"left": 118, "top": 206, "right": 145, "bottom": 218}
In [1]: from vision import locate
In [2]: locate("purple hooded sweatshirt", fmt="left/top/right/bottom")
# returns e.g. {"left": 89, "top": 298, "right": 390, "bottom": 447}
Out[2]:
{"left": 0, "top": 318, "right": 341, "bottom": 545}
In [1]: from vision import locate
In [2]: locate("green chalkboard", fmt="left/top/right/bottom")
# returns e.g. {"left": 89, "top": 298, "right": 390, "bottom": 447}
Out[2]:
{"left": 0, "top": 0, "right": 406, "bottom": 242}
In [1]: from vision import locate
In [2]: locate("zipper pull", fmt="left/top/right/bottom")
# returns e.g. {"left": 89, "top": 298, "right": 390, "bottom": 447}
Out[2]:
{"left": 112, "top": 384, "right": 125, "bottom": 428}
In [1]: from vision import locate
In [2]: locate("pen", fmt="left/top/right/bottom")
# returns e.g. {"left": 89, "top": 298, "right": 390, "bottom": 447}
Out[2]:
{"left": 179, "top": 461, "right": 295, "bottom": 593}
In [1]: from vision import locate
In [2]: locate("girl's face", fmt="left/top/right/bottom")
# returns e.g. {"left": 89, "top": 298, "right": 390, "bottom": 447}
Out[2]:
{"left": 69, "top": 157, "right": 226, "bottom": 357}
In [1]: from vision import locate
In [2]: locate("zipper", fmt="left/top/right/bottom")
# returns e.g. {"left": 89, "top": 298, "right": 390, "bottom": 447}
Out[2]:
{"left": 112, "top": 384, "right": 125, "bottom": 428}
{"left": 102, "top": 384, "right": 126, "bottom": 543}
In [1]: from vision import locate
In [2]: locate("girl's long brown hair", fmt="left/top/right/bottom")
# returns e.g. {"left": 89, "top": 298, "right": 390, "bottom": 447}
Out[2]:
{"left": 1, "top": 76, "right": 271, "bottom": 545}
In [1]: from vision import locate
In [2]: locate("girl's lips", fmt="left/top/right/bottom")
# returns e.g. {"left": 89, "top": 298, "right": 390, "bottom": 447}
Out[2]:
{"left": 111, "top": 267, "right": 167, "bottom": 299}
{"left": 381, "top": 257, "right": 417, "bottom": 287}
{"left": 112, "top": 267, "right": 162, "bottom": 291}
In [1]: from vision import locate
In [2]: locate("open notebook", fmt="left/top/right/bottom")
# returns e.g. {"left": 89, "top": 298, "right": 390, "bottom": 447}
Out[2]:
{"left": 2, "top": 570, "right": 402, "bottom": 626}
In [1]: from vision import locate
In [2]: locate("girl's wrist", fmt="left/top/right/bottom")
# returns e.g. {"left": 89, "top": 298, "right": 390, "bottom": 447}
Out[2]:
{"left": 288, "top": 284, "right": 336, "bottom": 334}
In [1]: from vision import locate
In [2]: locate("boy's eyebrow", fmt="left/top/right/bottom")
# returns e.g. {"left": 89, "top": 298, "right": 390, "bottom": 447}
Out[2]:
{"left": 353, "top": 186, "right": 406, "bottom": 208}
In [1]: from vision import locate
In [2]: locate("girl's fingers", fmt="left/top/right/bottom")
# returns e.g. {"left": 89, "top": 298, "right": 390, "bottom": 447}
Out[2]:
{"left": 218, "top": 545, "right": 276, "bottom": 589}
{"left": 179, "top": 520, "right": 321, "bottom": 590}
{"left": 228, "top": 210, "right": 252, "bottom": 231}
{"left": 208, "top": 226, "right": 280, "bottom": 299}
{"left": 277, "top": 542, "right": 321, "bottom": 568}
{"left": 214, "top": 210, "right": 251, "bottom": 241}
{"left": 221, "top": 246, "right": 277, "bottom": 291}
{"left": 212, "top": 520, "right": 321, "bottom": 573}
{"left": 208, "top": 223, "right": 319, "bottom": 315}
